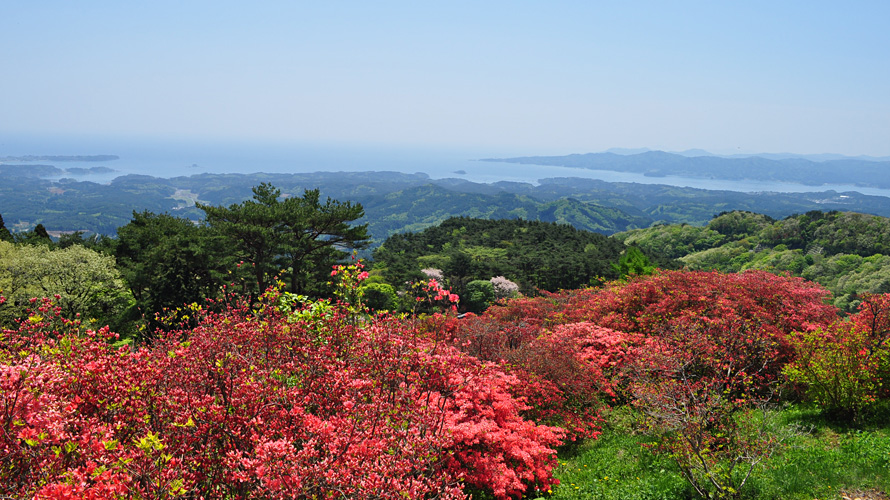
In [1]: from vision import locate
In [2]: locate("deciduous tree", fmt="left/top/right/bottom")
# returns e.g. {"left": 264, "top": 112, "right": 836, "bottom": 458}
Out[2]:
{"left": 0, "top": 241, "right": 133, "bottom": 330}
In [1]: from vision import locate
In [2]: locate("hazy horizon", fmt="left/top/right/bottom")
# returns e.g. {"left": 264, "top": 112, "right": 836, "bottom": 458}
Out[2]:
{"left": 3, "top": 2, "right": 890, "bottom": 157}
{"left": 3, "top": 131, "right": 889, "bottom": 162}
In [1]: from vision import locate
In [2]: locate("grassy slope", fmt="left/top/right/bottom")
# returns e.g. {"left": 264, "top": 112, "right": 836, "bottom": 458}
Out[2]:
{"left": 547, "top": 406, "right": 890, "bottom": 500}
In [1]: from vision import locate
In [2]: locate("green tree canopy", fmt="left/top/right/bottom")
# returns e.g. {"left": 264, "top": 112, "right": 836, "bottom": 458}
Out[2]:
{"left": 613, "top": 246, "right": 656, "bottom": 279}
{"left": 198, "top": 183, "right": 370, "bottom": 296}
{"left": 464, "top": 279, "right": 495, "bottom": 313}
{"left": 115, "top": 211, "right": 223, "bottom": 323}
{"left": 373, "top": 217, "right": 640, "bottom": 295}
{"left": 0, "top": 241, "right": 133, "bottom": 331}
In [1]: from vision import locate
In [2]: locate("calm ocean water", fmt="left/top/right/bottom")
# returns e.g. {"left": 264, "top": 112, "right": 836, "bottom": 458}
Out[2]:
{"left": 3, "top": 134, "right": 890, "bottom": 198}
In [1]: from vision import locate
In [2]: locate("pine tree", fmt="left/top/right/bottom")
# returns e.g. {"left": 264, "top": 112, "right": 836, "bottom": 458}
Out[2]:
{"left": 0, "top": 213, "right": 12, "bottom": 242}
{"left": 199, "top": 183, "right": 369, "bottom": 295}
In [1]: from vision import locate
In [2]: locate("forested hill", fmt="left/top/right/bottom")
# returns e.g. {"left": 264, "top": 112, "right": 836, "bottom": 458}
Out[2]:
{"left": 615, "top": 210, "right": 890, "bottom": 311}
{"left": 486, "top": 150, "right": 890, "bottom": 189}
{"left": 4, "top": 169, "right": 890, "bottom": 241}
{"left": 372, "top": 217, "right": 670, "bottom": 297}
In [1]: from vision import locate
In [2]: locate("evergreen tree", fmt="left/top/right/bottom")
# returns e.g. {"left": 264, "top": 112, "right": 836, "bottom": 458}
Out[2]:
{"left": 199, "top": 183, "right": 369, "bottom": 296}
{"left": 33, "top": 224, "right": 51, "bottom": 240}
{"left": 0, "top": 213, "right": 12, "bottom": 242}
{"left": 115, "top": 211, "right": 222, "bottom": 324}
{"left": 13, "top": 223, "right": 54, "bottom": 246}
{"left": 613, "top": 246, "right": 656, "bottom": 279}
{"left": 464, "top": 279, "right": 495, "bottom": 313}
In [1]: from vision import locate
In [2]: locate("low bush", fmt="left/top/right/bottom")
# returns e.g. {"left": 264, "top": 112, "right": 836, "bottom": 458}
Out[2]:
{"left": 785, "top": 294, "right": 890, "bottom": 422}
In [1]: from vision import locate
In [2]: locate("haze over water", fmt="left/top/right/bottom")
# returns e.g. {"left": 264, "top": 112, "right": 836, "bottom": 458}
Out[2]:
{"left": 5, "top": 134, "right": 890, "bottom": 199}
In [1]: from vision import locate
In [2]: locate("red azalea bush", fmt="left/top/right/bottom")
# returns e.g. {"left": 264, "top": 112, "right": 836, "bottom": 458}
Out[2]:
{"left": 482, "top": 292, "right": 576, "bottom": 329}
{"left": 852, "top": 293, "right": 890, "bottom": 356}
{"left": 568, "top": 269, "right": 837, "bottom": 334}
{"left": 560, "top": 271, "right": 838, "bottom": 498}
{"left": 586, "top": 272, "right": 838, "bottom": 498}
{"left": 1, "top": 287, "right": 562, "bottom": 499}
{"left": 440, "top": 304, "right": 630, "bottom": 441}
{"left": 566, "top": 270, "right": 839, "bottom": 388}
{"left": 504, "top": 322, "right": 634, "bottom": 440}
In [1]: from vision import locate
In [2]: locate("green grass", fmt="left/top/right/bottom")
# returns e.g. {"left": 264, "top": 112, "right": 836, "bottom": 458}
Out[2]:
{"left": 540, "top": 405, "right": 890, "bottom": 500}
{"left": 543, "top": 408, "right": 694, "bottom": 500}
{"left": 743, "top": 405, "right": 890, "bottom": 500}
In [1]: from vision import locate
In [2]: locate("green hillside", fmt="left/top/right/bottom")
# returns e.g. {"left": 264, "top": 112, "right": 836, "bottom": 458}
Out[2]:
{"left": 616, "top": 210, "right": 890, "bottom": 311}
{"left": 5, "top": 170, "right": 890, "bottom": 242}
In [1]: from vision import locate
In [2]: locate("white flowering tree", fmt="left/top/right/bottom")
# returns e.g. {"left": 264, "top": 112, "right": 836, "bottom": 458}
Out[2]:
{"left": 490, "top": 276, "right": 520, "bottom": 301}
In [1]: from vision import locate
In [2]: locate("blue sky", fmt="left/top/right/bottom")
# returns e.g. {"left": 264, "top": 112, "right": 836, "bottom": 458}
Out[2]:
{"left": 3, "top": 1, "right": 889, "bottom": 156}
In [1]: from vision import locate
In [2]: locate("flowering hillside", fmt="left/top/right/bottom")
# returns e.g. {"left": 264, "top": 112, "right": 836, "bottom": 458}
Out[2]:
{"left": 3, "top": 268, "right": 889, "bottom": 499}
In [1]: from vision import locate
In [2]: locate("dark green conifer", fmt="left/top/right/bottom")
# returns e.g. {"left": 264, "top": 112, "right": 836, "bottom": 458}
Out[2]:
{"left": 0, "top": 213, "right": 12, "bottom": 242}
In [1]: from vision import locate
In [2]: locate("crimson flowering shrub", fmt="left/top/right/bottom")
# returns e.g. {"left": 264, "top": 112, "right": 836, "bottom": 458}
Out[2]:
{"left": 329, "top": 259, "right": 369, "bottom": 307}
{"left": 441, "top": 299, "right": 630, "bottom": 441}
{"left": 504, "top": 322, "right": 633, "bottom": 440}
{"left": 569, "top": 270, "right": 837, "bottom": 333}
{"left": 852, "top": 293, "right": 890, "bottom": 358}
{"left": 576, "top": 271, "right": 839, "bottom": 498}
{"left": 482, "top": 292, "right": 577, "bottom": 329}
{"left": 785, "top": 293, "right": 890, "bottom": 421}
{"left": 442, "top": 314, "right": 542, "bottom": 361}
{"left": 425, "top": 350, "right": 563, "bottom": 498}
{"left": 403, "top": 278, "right": 460, "bottom": 316}
{"left": 2, "top": 269, "right": 562, "bottom": 499}
{"left": 567, "top": 270, "right": 839, "bottom": 387}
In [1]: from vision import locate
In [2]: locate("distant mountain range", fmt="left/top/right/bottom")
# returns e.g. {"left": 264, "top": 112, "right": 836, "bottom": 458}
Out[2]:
{"left": 601, "top": 148, "right": 890, "bottom": 163}
{"left": 483, "top": 150, "right": 890, "bottom": 189}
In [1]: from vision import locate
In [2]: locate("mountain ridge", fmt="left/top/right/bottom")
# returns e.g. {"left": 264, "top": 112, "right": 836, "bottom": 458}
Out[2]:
{"left": 484, "top": 150, "right": 890, "bottom": 188}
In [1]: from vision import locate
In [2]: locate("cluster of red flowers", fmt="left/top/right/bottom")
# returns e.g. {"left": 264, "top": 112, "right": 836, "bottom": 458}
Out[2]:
{"left": 5, "top": 267, "right": 887, "bottom": 499}
{"left": 421, "top": 279, "right": 459, "bottom": 305}
{"left": 1, "top": 270, "right": 558, "bottom": 499}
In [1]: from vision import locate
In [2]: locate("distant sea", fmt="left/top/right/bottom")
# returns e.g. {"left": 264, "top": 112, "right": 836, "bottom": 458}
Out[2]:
{"left": 4, "top": 134, "right": 890, "bottom": 198}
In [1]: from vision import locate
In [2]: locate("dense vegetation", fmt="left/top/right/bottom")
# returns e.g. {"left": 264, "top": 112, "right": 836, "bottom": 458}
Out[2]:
{"left": 3, "top": 187, "right": 890, "bottom": 498}
{"left": 0, "top": 185, "right": 369, "bottom": 337}
{"left": 617, "top": 210, "right": 890, "bottom": 311}
{"left": 372, "top": 217, "right": 669, "bottom": 299}
{"left": 4, "top": 262, "right": 889, "bottom": 499}
{"left": 4, "top": 187, "right": 664, "bottom": 329}
{"left": 4, "top": 169, "right": 890, "bottom": 239}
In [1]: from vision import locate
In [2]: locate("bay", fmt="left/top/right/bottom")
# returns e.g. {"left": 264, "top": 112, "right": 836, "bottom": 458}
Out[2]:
{"left": 4, "top": 133, "right": 890, "bottom": 198}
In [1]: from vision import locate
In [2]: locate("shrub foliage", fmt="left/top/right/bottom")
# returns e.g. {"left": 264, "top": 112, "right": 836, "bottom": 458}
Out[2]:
{"left": 8, "top": 263, "right": 890, "bottom": 499}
